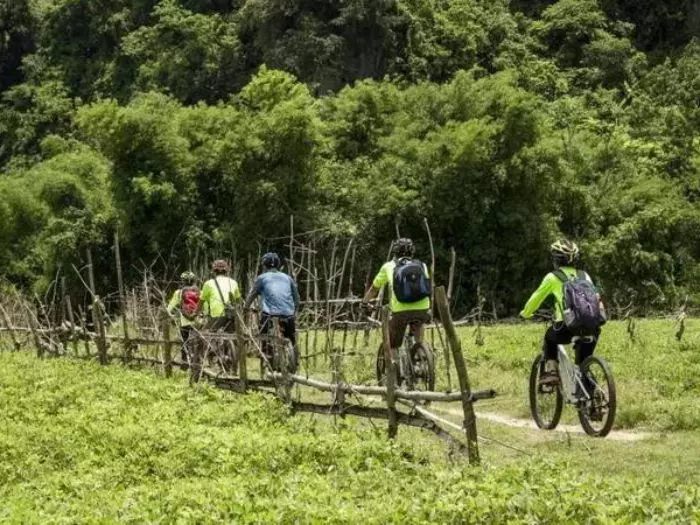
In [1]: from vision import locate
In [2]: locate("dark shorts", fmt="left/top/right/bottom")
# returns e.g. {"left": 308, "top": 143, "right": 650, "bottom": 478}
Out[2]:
{"left": 389, "top": 310, "right": 431, "bottom": 349}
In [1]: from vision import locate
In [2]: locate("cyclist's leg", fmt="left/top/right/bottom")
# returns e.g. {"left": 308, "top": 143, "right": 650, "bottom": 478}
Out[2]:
{"left": 280, "top": 316, "right": 298, "bottom": 372}
{"left": 280, "top": 316, "right": 296, "bottom": 348}
{"left": 575, "top": 327, "right": 600, "bottom": 396}
{"left": 259, "top": 313, "right": 273, "bottom": 361}
{"left": 389, "top": 311, "right": 410, "bottom": 352}
{"left": 541, "top": 323, "right": 572, "bottom": 385}
{"left": 180, "top": 326, "right": 192, "bottom": 369}
{"left": 408, "top": 310, "right": 431, "bottom": 343}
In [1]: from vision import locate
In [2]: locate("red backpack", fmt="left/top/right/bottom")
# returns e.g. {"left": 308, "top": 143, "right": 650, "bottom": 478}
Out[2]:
{"left": 180, "top": 286, "right": 201, "bottom": 320}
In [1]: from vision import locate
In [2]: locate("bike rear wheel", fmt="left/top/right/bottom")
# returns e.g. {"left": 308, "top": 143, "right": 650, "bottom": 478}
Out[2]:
{"left": 577, "top": 356, "right": 616, "bottom": 437}
{"left": 409, "top": 342, "right": 435, "bottom": 392}
{"left": 529, "top": 354, "right": 563, "bottom": 430}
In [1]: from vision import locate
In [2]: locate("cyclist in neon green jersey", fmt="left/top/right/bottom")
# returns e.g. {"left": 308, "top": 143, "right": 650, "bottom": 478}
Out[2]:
{"left": 520, "top": 240, "right": 604, "bottom": 386}
{"left": 201, "top": 259, "right": 242, "bottom": 331}
{"left": 363, "top": 238, "right": 431, "bottom": 352}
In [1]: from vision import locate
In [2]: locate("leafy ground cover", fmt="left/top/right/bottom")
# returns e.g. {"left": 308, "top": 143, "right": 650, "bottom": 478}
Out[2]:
{"left": 1, "top": 348, "right": 699, "bottom": 523}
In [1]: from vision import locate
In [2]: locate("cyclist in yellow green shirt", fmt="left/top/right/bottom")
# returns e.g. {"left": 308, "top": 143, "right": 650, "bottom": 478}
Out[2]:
{"left": 363, "top": 238, "right": 431, "bottom": 351}
{"left": 201, "top": 259, "right": 242, "bottom": 331}
{"left": 167, "top": 270, "right": 201, "bottom": 368}
{"left": 520, "top": 240, "right": 603, "bottom": 386}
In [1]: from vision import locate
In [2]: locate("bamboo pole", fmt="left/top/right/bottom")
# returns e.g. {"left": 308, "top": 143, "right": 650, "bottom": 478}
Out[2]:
{"left": 347, "top": 243, "right": 357, "bottom": 297}
{"left": 65, "top": 295, "right": 79, "bottom": 355}
{"left": 114, "top": 231, "right": 132, "bottom": 362}
{"left": 435, "top": 286, "right": 479, "bottom": 465}
{"left": 382, "top": 308, "right": 398, "bottom": 438}
{"left": 77, "top": 306, "right": 91, "bottom": 357}
{"left": 94, "top": 299, "right": 109, "bottom": 365}
{"left": 289, "top": 214, "right": 295, "bottom": 279}
{"left": 423, "top": 217, "right": 436, "bottom": 308}
{"left": 266, "top": 372, "right": 495, "bottom": 402}
{"left": 447, "top": 247, "right": 456, "bottom": 303}
{"left": 335, "top": 238, "right": 354, "bottom": 300}
{"left": 161, "top": 310, "right": 173, "bottom": 378}
{"left": 235, "top": 306, "right": 247, "bottom": 390}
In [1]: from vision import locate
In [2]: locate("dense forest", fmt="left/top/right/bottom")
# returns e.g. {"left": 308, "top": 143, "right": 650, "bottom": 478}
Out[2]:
{"left": 2, "top": 0, "right": 700, "bottom": 314}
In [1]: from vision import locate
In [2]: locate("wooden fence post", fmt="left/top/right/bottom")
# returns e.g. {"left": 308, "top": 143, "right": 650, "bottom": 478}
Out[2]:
{"left": 382, "top": 307, "right": 398, "bottom": 439}
{"left": 435, "top": 286, "right": 480, "bottom": 465}
{"left": 161, "top": 310, "right": 173, "bottom": 378}
{"left": 65, "top": 296, "right": 79, "bottom": 355}
{"left": 114, "top": 231, "right": 132, "bottom": 363}
{"left": 331, "top": 344, "right": 345, "bottom": 416}
{"left": 235, "top": 306, "right": 247, "bottom": 391}
{"left": 94, "top": 298, "right": 109, "bottom": 365}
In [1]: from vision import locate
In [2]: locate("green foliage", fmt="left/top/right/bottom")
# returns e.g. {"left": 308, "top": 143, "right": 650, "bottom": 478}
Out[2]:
{"left": 1, "top": 0, "right": 700, "bottom": 313}
{"left": 1, "top": 350, "right": 700, "bottom": 522}
{"left": 122, "top": 0, "right": 243, "bottom": 103}
{"left": 0, "top": 141, "right": 114, "bottom": 290}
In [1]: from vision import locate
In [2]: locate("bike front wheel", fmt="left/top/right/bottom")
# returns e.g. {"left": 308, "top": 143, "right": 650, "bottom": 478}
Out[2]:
{"left": 529, "top": 354, "right": 563, "bottom": 430}
{"left": 577, "top": 356, "right": 616, "bottom": 437}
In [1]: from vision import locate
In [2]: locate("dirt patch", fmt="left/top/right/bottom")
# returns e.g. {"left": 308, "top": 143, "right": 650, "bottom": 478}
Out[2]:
{"left": 434, "top": 407, "right": 655, "bottom": 442}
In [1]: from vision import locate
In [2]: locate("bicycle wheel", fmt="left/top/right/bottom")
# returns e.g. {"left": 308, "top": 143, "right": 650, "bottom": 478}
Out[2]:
{"left": 577, "top": 356, "right": 616, "bottom": 437}
{"left": 409, "top": 342, "right": 435, "bottom": 392}
{"left": 529, "top": 354, "right": 563, "bottom": 430}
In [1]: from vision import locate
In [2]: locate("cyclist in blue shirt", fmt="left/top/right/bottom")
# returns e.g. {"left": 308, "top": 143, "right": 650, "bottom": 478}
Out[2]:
{"left": 244, "top": 252, "right": 300, "bottom": 362}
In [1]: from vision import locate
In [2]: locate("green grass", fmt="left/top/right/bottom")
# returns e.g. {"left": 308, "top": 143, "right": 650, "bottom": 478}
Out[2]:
{"left": 295, "top": 318, "right": 700, "bottom": 432}
{"left": 1, "top": 351, "right": 700, "bottom": 523}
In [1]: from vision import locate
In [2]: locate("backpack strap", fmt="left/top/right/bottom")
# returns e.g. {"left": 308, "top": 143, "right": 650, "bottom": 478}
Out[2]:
{"left": 213, "top": 277, "right": 230, "bottom": 305}
{"left": 553, "top": 270, "right": 571, "bottom": 283}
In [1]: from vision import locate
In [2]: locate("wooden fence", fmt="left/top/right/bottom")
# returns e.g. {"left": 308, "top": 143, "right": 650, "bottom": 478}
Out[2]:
{"left": 0, "top": 285, "right": 495, "bottom": 465}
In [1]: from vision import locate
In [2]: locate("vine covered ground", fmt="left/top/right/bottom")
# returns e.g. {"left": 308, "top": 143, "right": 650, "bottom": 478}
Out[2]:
{"left": 2, "top": 318, "right": 700, "bottom": 523}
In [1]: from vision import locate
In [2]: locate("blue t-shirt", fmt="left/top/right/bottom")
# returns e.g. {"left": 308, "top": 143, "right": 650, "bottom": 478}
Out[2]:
{"left": 248, "top": 271, "right": 300, "bottom": 316}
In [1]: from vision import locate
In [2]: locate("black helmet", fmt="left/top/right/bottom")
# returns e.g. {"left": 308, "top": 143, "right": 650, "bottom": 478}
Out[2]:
{"left": 392, "top": 238, "right": 415, "bottom": 258}
{"left": 550, "top": 239, "right": 580, "bottom": 266}
{"left": 261, "top": 252, "right": 281, "bottom": 269}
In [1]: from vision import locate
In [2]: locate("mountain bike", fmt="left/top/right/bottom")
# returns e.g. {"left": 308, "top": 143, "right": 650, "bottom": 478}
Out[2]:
{"left": 374, "top": 314, "right": 436, "bottom": 392}
{"left": 529, "top": 338, "right": 616, "bottom": 437}
{"left": 253, "top": 311, "right": 298, "bottom": 377}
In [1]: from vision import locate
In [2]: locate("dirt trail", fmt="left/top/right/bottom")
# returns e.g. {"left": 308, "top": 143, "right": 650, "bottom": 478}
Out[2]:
{"left": 434, "top": 407, "right": 654, "bottom": 442}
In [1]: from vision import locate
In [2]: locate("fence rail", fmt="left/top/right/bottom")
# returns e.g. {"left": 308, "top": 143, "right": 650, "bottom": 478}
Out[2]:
{"left": 0, "top": 285, "right": 493, "bottom": 465}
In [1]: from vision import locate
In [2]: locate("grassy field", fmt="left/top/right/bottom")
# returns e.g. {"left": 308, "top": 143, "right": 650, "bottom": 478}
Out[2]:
{"left": 2, "top": 316, "right": 700, "bottom": 523}
{"left": 298, "top": 317, "right": 700, "bottom": 432}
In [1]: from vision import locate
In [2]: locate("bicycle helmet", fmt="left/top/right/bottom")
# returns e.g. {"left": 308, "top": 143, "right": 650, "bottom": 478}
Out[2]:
{"left": 211, "top": 259, "right": 229, "bottom": 273}
{"left": 392, "top": 238, "right": 415, "bottom": 258}
{"left": 261, "top": 252, "right": 281, "bottom": 269}
{"left": 180, "top": 270, "right": 196, "bottom": 284}
{"left": 550, "top": 239, "right": 580, "bottom": 266}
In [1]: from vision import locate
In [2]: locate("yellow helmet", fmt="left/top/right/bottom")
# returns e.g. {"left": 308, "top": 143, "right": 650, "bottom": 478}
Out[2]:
{"left": 550, "top": 239, "right": 580, "bottom": 265}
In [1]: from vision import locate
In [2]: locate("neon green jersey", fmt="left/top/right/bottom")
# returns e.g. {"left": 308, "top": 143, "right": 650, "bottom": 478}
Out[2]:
{"left": 167, "top": 289, "right": 195, "bottom": 327}
{"left": 200, "top": 276, "right": 241, "bottom": 318}
{"left": 372, "top": 260, "right": 431, "bottom": 313}
{"left": 519, "top": 267, "right": 594, "bottom": 322}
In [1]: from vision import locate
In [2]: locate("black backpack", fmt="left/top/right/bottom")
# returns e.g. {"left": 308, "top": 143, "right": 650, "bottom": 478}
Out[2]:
{"left": 555, "top": 270, "right": 606, "bottom": 335}
{"left": 392, "top": 258, "right": 431, "bottom": 303}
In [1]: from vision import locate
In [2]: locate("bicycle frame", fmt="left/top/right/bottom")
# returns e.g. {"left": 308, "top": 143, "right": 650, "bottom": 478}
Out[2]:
{"left": 556, "top": 344, "right": 591, "bottom": 404}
